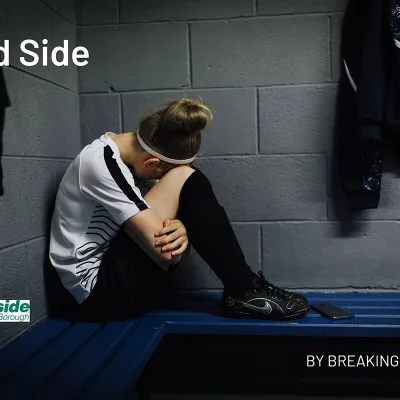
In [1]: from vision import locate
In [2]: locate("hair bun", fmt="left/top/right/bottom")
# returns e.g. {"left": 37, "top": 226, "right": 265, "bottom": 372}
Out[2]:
{"left": 160, "top": 97, "right": 213, "bottom": 134}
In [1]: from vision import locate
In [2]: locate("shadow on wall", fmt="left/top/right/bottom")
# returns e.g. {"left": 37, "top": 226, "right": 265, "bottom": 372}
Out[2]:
{"left": 0, "top": 110, "right": 5, "bottom": 197}
{"left": 0, "top": 67, "right": 10, "bottom": 197}
{"left": 43, "top": 184, "right": 77, "bottom": 319}
{"left": 0, "top": 67, "right": 68, "bottom": 323}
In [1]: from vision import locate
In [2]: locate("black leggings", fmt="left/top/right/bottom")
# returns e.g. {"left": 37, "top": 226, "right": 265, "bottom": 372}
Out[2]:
{"left": 66, "top": 167, "right": 256, "bottom": 322}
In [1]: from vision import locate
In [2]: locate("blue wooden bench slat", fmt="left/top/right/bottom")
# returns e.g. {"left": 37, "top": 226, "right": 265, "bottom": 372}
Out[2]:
{"left": 308, "top": 309, "right": 400, "bottom": 317}
{"left": 158, "top": 312, "right": 400, "bottom": 326}
{"left": 165, "top": 319, "right": 400, "bottom": 337}
{"left": 169, "top": 291, "right": 400, "bottom": 303}
{"left": 153, "top": 293, "right": 400, "bottom": 313}
{"left": 308, "top": 298, "right": 400, "bottom": 307}
{"left": 146, "top": 311, "right": 400, "bottom": 321}
{"left": 304, "top": 292, "right": 400, "bottom": 300}
{"left": 83, "top": 319, "right": 166, "bottom": 399}
{"left": 35, "top": 321, "right": 136, "bottom": 400}
{"left": 147, "top": 305, "right": 400, "bottom": 318}
{"left": 0, "top": 322, "right": 100, "bottom": 399}
{"left": 342, "top": 305, "right": 400, "bottom": 309}
{"left": 149, "top": 306, "right": 400, "bottom": 317}
{"left": 0, "top": 319, "right": 70, "bottom": 382}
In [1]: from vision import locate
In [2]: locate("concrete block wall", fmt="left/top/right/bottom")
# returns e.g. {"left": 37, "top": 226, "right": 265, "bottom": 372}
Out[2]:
{"left": 0, "top": 0, "right": 80, "bottom": 346}
{"left": 77, "top": 0, "right": 400, "bottom": 294}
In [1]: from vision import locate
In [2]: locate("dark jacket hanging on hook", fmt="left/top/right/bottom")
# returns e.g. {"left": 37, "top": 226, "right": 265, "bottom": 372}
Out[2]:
{"left": 337, "top": 0, "right": 400, "bottom": 210}
{"left": 0, "top": 67, "right": 10, "bottom": 197}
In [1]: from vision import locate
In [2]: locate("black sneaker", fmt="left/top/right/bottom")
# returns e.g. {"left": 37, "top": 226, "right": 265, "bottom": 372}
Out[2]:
{"left": 222, "top": 272, "right": 309, "bottom": 320}
{"left": 255, "top": 272, "right": 308, "bottom": 304}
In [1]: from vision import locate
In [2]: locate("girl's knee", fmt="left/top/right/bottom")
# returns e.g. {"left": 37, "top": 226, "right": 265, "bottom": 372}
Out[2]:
{"left": 163, "top": 165, "right": 196, "bottom": 181}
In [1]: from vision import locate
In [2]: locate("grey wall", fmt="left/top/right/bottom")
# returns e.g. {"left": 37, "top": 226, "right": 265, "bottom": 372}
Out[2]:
{"left": 0, "top": 0, "right": 79, "bottom": 346}
{"left": 77, "top": 0, "right": 400, "bottom": 294}
{"left": 2, "top": 0, "right": 399, "bottom": 347}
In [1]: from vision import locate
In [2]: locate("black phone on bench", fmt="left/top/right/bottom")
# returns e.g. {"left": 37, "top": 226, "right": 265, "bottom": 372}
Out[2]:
{"left": 311, "top": 303, "right": 355, "bottom": 320}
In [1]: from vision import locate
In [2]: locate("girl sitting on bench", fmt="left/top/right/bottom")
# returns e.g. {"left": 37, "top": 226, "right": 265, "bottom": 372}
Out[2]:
{"left": 49, "top": 98, "right": 309, "bottom": 322}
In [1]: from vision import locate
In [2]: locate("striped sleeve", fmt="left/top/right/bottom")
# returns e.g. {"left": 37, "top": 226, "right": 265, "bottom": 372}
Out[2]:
{"left": 80, "top": 145, "right": 150, "bottom": 225}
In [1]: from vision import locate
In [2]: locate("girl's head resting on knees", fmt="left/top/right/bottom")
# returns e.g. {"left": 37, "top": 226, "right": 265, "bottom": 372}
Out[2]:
{"left": 131, "top": 97, "right": 212, "bottom": 180}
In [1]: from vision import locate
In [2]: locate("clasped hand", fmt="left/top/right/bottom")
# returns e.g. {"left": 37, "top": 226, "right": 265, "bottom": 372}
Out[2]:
{"left": 154, "top": 219, "right": 189, "bottom": 256}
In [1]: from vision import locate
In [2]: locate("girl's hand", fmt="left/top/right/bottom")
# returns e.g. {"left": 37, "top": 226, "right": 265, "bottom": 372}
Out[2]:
{"left": 154, "top": 219, "right": 189, "bottom": 256}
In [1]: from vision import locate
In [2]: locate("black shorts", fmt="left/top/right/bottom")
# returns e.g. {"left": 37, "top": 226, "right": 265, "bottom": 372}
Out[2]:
{"left": 70, "top": 229, "right": 176, "bottom": 322}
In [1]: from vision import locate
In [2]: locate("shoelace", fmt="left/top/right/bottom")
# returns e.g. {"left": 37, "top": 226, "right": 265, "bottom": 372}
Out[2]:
{"left": 252, "top": 271, "right": 291, "bottom": 301}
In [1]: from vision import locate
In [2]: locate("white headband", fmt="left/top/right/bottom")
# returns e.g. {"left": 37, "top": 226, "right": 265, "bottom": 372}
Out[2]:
{"left": 136, "top": 129, "right": 197, "bottom": 165}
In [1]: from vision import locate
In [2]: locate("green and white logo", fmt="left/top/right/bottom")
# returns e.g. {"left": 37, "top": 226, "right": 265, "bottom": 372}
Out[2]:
{"left": 0, "top": 300, "right": 30, "bottom": 322}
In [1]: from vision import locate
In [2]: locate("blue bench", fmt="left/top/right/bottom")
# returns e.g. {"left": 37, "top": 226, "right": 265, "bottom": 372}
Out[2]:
{"left": 1, "top": 291, "right": 400, "bottom": 399}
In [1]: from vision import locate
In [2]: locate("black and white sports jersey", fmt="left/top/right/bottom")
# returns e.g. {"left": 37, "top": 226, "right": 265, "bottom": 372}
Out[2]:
{"left": 49, "top": 132, "right": 150, "bottom": 303}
